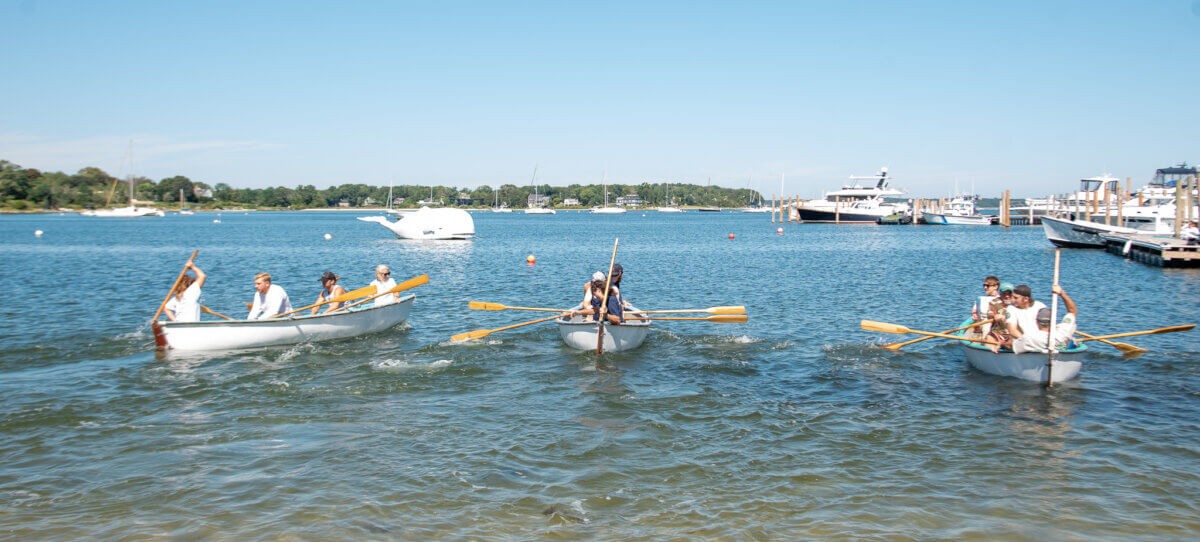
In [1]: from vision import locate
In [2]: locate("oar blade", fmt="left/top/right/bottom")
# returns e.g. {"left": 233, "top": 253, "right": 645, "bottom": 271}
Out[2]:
{"left": 709, "top": 314, "right": 749, "bottom": 323}
{"left": 860, "top": 320, "right": 912, "bottom": 334}
{"left": 392, "top": 274, "right": 430, "bottom": 293}
{"left": 468, "top": 301, "right": 507, "bottom": 311}
{"left": 332, "top": 284, "right": 376, "bottom": 303}
{"left": 451, "top": 329, "right": 490, "bottom": 341}
{"left": 710, "top": 306, "right": 747, "bottom": 315}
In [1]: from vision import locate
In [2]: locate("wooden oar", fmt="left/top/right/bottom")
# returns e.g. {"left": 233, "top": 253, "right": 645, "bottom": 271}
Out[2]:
{"left": 860, "top": 320, "right": 993, "bottom": 345}
{"left": 451, "top": 313, "right": 567, "bottom": 341}
{"left": 272, "top": 284, "right": 377, "bottom": 319}
{"left": 1075, "top": 325, "right": 1195, "bottom": 343}
{"left": 1076, "top": 331, "right": 1147, "bottom": 355}
{"left": 201, "top": 305, "right": 234, "bottom": 320}
{"left": 330, "top": 274, "right": 430, "bottom": 313}
{"left": 635, "top": 306, "right": 746, "bottom": 315}
{"left": 468, "top": 301, "right": 563, "bottom": 312}
{"left": 597, "top": 238, "right": 619, "bottom": 355}
{"left": 629, "top": 314, "right": 748, "bottom": 323}
{"left": 151, "top": 250, "right": 199, "bottom": 323}
{"left": 1046, "top": 249, "right": 1061, "bottom": 387}
{"left": 881, "top": 320, "right": 987, "bottom": 350}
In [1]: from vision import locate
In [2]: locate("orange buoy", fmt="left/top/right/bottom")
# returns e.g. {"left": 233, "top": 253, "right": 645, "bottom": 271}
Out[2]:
{"left": 526, "top": 254, "right": 536, "bottom": 265}
{"left": 776, "top": 227, "right": 783, "bottom": 235}
{"left": 728, "top": 233, "right": 735, "bottom": 240}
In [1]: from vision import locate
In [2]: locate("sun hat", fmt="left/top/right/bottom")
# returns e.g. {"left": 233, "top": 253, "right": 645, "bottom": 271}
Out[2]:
{"left": 592, "top": 271, "right": 605, "bottom": 281}
{"left": 998, "top": 282, "right": 1014, "bottom": 292}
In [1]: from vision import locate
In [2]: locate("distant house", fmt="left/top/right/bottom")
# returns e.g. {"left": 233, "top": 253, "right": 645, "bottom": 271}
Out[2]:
{"left": 455, "top": 192, "right": 474, "bottom": 206}
{"left": 337, "top": 199, "right": 351, "bottom": 207}
{"left": 363, "top": 196, "right": 377, "bottom": 206}
{"left": 616, "top": 194, "right": 643, "bottom": 207}
{"left": 527, "top": 193, "right": 551, "bottom": 207}
{"left": 563, "top": 197, "right": 581, "bottom": 206}
{"left": 192, "top": 186, "right": 214, "bottom": 199}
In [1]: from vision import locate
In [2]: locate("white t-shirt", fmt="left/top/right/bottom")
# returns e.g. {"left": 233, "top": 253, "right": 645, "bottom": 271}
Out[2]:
{"left": 1007, "top": 300, "right": 1047, "bottom": 338}
{"left": 1013, "top": 313, "right": 1077, "bottom": 354}
{"left": 248, "top": 284, "right": 292, "bottom": 320}
{"left": 166, "top": 283, "right": 202, "bottom": 322}
{"left": 370, "top": 278, "right": 397, "bottom": 307}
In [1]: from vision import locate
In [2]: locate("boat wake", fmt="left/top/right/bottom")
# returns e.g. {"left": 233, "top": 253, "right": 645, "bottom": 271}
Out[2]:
{"left": 371, "top": 358, "right": 453, "bottom": 372}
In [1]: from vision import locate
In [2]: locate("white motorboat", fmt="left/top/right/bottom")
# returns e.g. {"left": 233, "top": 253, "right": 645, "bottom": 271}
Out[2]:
{"left": 1041, "top": 215, "right": 1137, "bottom": 248}
{"left": 556, "top": 307, "right": 651, "bottom": 352}
{"left": 795, "top": 167, "right": 909, "bottom": 223}
{"left": 921, "top": 196, "right": 991, "bottom": 225}
{"left": 153, "top": 294, "right": 415, "bottom": 351}
{"left": 357, "top": 207, "right": 475, "bottom": 240}
{"left": 955, "top": 321, "right": 1086, "bottom": 383}
{"left": 1041, "top": 166, "right": 1199, "bottom": 247}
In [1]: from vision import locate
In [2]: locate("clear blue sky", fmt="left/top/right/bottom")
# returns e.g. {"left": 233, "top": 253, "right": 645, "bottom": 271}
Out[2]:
{"left": 2, "top": 0, "right": 1197, "bottom": 198}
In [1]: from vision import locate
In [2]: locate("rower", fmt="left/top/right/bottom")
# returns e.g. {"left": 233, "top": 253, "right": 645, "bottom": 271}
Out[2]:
{"left": 1012, "top": 285, "right": 1078, "bottom": 353}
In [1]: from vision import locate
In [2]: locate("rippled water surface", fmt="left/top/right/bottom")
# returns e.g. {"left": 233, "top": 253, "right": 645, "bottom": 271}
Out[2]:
{"left": 2, "top": 211, "right": 1199, "bottom": 539}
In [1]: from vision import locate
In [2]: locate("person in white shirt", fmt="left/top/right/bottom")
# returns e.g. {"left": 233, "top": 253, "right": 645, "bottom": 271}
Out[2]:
{"left": 1183, "top": 220, "right": 1199, "bottom": 245}
{"left": 1013, "top": 285, "right": 1078, "bottom": 354}
{"left": 370, "top": 264, "right": 398, "bottom": 307}
{"left": 247, "top": 272, "right": 292, "bottom": 320}
{"left": 164, "top": 262, "right": 206, "bottom": 322}
{"left": 1004, "top": 284, "right": 1047, "bottom": 346}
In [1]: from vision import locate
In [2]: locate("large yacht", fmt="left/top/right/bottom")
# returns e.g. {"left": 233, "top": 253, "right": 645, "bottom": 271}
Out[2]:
{"left": 795, "top": 167, "right": 908, "bottom": 223}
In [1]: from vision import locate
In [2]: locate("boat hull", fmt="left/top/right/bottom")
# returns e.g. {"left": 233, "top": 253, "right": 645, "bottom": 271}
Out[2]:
{"left": 154, "top": 295, "right": 415, "bottom": 351}
{"left": 1041, "top": 216, "right": 1134, "bottom": 248}
{"left": 958, "top": 341, "right": 1086, "bottom": 383}
{"left": 556, "top": 310, "right": 651, "bottom": 352}
{"left": 796, "top": 208, "right": 896, "bottom": 223}
{"left": 922, "top": 212, "right": 992, "bottom": 225}
{"left": 523, "top": 208, "right": 556, "bottom": 214}
{"left": 358, "top": 208, "right": 475, "bottom": 240}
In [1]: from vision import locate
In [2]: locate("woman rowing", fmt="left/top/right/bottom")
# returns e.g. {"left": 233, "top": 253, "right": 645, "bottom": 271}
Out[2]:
{"left": 164, "top": 262, "right": 206, "bottom": 322}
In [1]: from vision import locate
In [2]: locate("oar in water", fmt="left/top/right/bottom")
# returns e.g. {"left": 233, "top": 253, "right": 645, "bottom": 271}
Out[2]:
{"left": 1076, "top": 330, "right": 1147, "bottom": 356}
{"left": 468, "top": 301, "right": 563, "bottom": 312}
{"left": 628, "top": 314, "right": 748, "bottom": 323}
{"left": 272, "top": 284, "right": 377, "bottom": 319}
{"left": 201, "top": 306, "right": 234, "bottom": 320}
{"left": 151, "top": 250, "right": 199, "bottom": 323}
{"left": 860, "top": 320, "right": 993, "bottom": 346}
{"left": 1074, "top": 325, "right": 1195, "bottom": 343}
{"left": 331, "top": 274, "right": 430, "bottom": 313}
{"left": 880, "top": 320, "right": 988, "bottom": 350}
{"left": 451, "top": 313, "right": 568, "bottom": 342}
{"left": 635, "top": 306, "right": 746, "bottom": 315}
{"left": 597, "top": 238, "right": 619, "bottom": 355}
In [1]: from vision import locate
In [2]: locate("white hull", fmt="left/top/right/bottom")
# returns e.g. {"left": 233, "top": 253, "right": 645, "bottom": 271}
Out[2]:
{"left": 556, "top": 310, "right": 651, "bottom": 352}
{"left": 357, "top": 207, "right": 475, "bottom": 240}
{"left": 154, "top": 295, "right": 415, "bottom": 351}
{"left": 491, "top": 207, "right": 513, "bottom": 213}
{"left": 1041, "top": 216, "right": 1136, "bottom": 248}
{"left": 591, "top": 207, "right": 626, "bottom": 214}
{"left": 82, "top": 206, "right": 165, "bottom": 217}
{"left": 656, "top": 207, "right": 684, "bottom": 213}
{"left": 922, "top": 212, "right": 992, "bottom": 225}
{"left": 959, "top": 342, "right": 1086, "bottom": 383}
{"left": 524, "top": 207, "right": 556, "bottom": 214}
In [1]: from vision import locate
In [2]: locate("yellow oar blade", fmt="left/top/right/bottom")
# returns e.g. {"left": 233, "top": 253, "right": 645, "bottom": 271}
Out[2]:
{"left": 469, "top": 301, "right": 507, "bottom": 311}
{"left": 861, "top": 320, "right": 912, "bottom": 334}
{"left": 332, "top": 284, "right": 377, "bottom": 303}
{"left": 881, "top": 321, "right": 986, "bottom": 350}
{"left": 392, "top": 274, "right": 430, "bottom": 293}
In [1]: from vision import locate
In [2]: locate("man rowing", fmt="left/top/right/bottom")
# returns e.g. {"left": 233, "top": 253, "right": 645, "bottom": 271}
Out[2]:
{"left": 1012, "top": 285, "right": 1078, "bottom": 353}
{"left": 248, "top": 272, "right": 292, "bottom": 320}
{"left": 1004, "top": 284, "right": 1047, "bottom": 345}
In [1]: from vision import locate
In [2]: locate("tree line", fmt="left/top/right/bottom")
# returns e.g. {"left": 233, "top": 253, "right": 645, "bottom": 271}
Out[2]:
{"left": 0, "top": 159, "right": 767, "bottom": 211}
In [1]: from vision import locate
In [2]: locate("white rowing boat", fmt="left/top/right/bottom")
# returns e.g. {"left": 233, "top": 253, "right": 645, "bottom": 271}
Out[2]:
{"left": 556, "top": 307, "right": 651, "bottom": 352}
{"left": 153, "top": 294, "right": 415, "bottom": 351}
{"left": 955, "top": 321, "right": 1086, "bottom": 383}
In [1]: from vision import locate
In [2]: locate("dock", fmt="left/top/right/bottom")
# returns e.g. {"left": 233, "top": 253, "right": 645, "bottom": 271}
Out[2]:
{"left": 1101, "top": 233, "right": 1200, "bottom": 267}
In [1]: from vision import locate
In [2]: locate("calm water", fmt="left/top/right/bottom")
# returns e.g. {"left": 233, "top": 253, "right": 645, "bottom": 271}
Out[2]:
{"left": 1, "top": 210, "right": 1199, "bottom": 540}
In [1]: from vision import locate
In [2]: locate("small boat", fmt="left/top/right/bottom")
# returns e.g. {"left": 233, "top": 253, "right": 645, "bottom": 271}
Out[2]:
{"left": 1040, "top": 166, "right": 1199, "bottom": 247}
{"left": 591, "top": 171, "right": 627, "bottom": 214}
{"left": 153, "top": 295, "right": 416, "bottom": 351}
{"left": 921, "top": 196, "right": 990, "bottom": 225}
{"left": 877, "top": 212, "right": 912, "bottom": 225}
{"left": 524, "top": 166, "right": 556, "bottom": 214}
{"left": 357, "top": 207, "right": 475, "bottom": 240}
{"left": 657, "top": 183, "right": 684, "bottom": 212}
{"left": 556, "top": 307, "right": 651, "bottom": 352}
{"left": 954, "top": 320, "right": 1086, "bottom": 383}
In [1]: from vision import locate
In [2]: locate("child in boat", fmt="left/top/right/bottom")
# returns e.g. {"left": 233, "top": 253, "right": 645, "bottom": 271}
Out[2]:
{"left": 580, "top": 279, "right": 623, "bottom": 325}
{"left": 983, "top": 282, "right": 1015, "bottom": 352}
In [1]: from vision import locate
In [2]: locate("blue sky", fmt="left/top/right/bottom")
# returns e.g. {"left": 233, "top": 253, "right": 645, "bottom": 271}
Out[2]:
{"left": 2, "top": 0, "right": 1197, "bottom": 198}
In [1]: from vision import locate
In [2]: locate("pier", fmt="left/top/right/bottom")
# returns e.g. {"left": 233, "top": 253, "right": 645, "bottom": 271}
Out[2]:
{"left": 1101, "top": 233, "right": 1200, "bottom": 267}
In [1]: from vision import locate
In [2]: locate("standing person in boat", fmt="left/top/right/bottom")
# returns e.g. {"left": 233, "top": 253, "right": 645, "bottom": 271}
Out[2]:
{"left": 1012, "top": 285, "right": 1078, "bottom": 353}
{"left": 311, "top": 271, "right": 347, "bottom": 314}
{"left": 370, "top": 264, "right": 398, "bottom": 307}
{"left": 1004, "top": 284, "right": 1048, "bottom": 343}
{"left": 247, "top": 272, "right": 292, "bottom": 320}
{"left": 164, "top": 262, "right": 206, "bottom": 322}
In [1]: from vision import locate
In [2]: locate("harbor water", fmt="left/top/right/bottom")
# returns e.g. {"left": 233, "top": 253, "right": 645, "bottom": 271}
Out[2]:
{"left": 1, "top": 211, "right": 1198, "bottom": 539}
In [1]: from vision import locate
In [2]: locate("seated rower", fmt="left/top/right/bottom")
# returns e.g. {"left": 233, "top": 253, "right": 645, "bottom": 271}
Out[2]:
{"left": 312, "top": 271, "right": 347, "bottom": 314}
{"left": 1003, "top": 284, "right": 1047, "bottom": 348}
{"left": 574, "top": 279, "right": 623, "bottom": 325}
{"left": 1012, "top": 285, "right": 1078, "bottom": 353}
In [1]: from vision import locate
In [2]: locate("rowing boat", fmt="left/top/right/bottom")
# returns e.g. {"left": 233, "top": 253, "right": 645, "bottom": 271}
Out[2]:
{"left": 153, "top": 294, "right": 415, "bottom": 351}
{"left": 556, "top": 306, "right": 651, "bottom": 352}
{"left": 954, "top": 320, "right": 1086, "bottom": 383}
